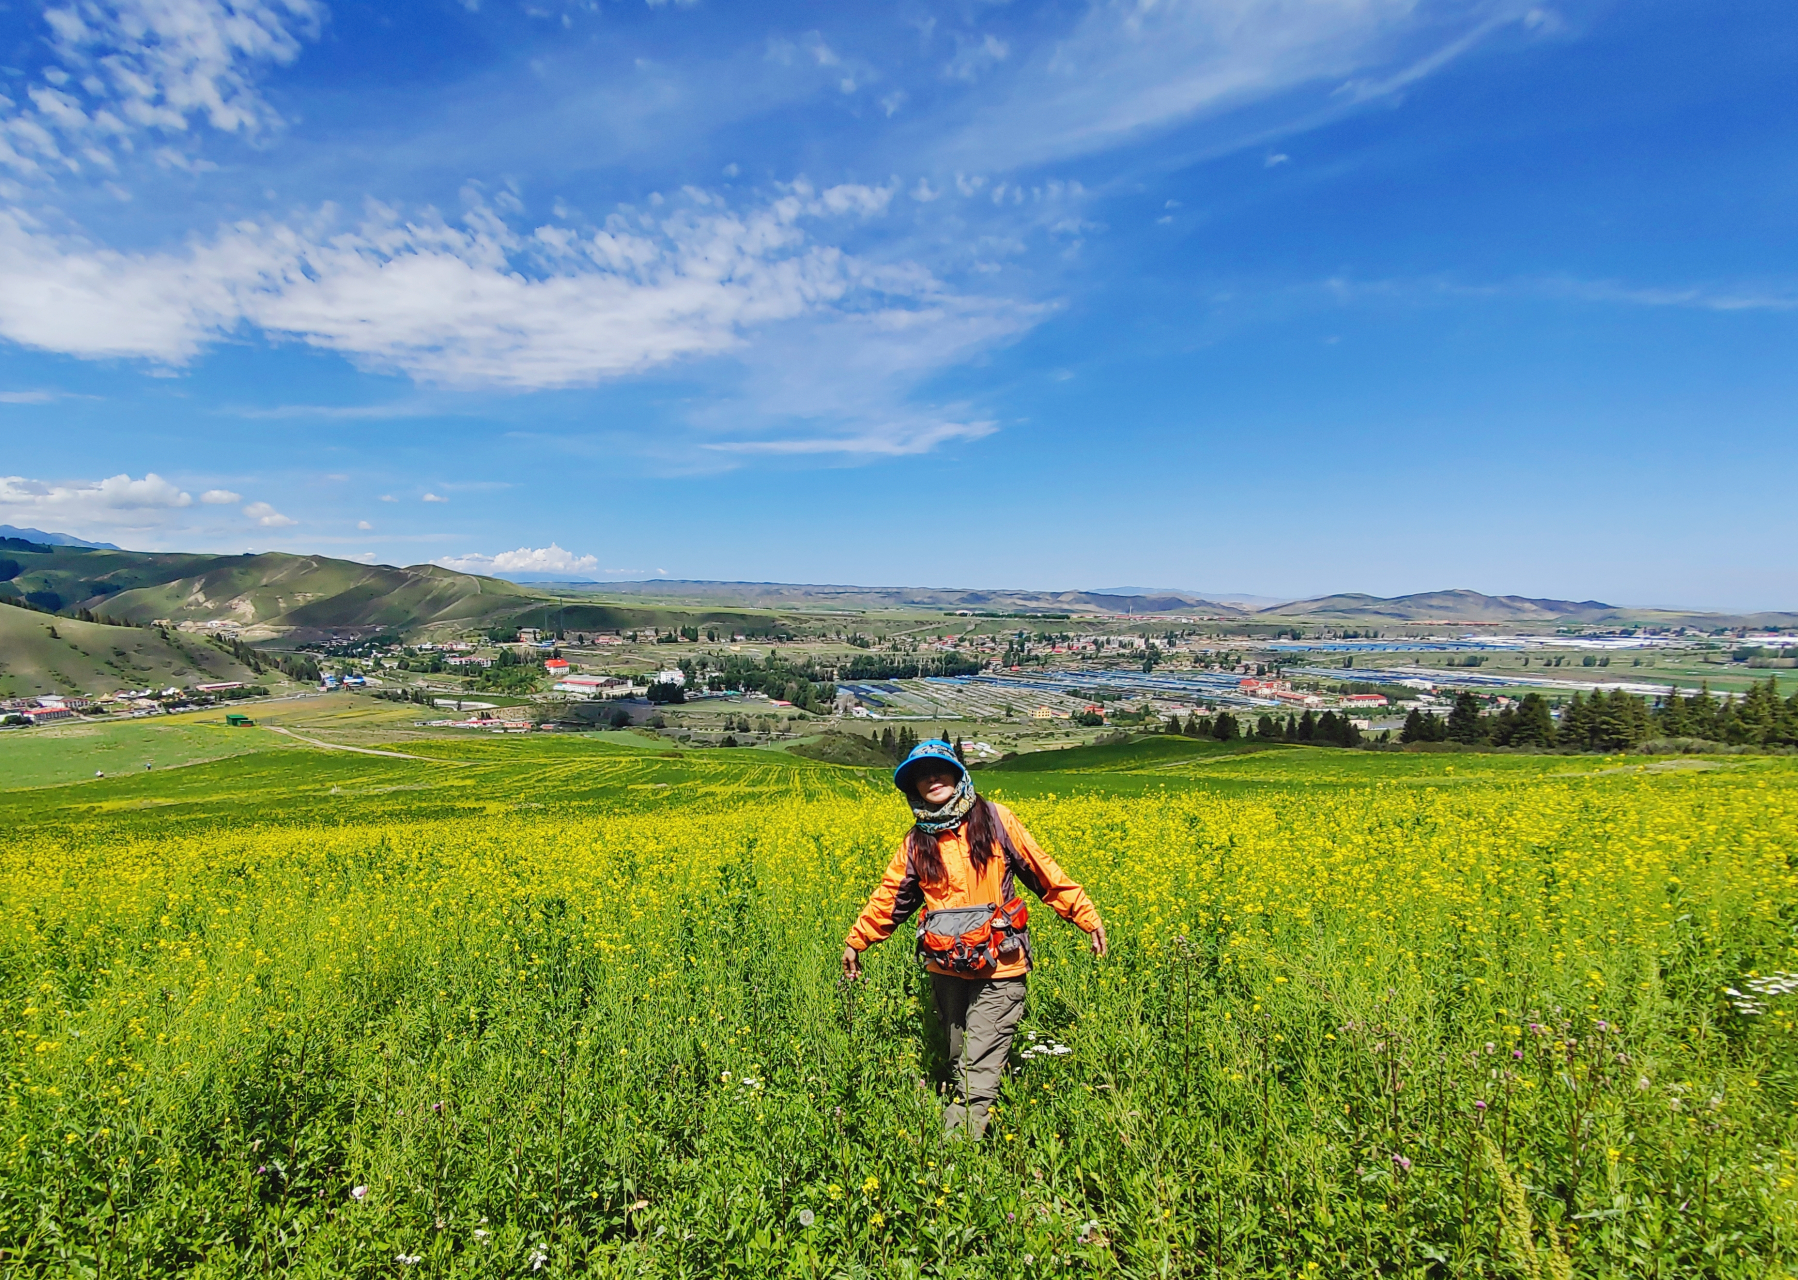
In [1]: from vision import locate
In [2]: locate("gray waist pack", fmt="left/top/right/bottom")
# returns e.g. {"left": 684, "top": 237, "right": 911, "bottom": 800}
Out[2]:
{"left": 916, "top": 900, "right": 1030, "bottom": 973}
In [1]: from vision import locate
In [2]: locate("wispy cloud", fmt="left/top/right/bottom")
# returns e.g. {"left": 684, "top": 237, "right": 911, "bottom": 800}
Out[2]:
{"left": 704, "top": 418, "right": 997, "bottom": 457}
{"left": 231, "top": 401, "right": 439, "bottom": 420}
{"left": 1323, "top": 272, "right": 1798, "bottom": 313}
{"left": 0, "top": 181, "right": 938, "bottom": 392}
{"left": 933, "top": 0, "right": 1538, "bottom": 172}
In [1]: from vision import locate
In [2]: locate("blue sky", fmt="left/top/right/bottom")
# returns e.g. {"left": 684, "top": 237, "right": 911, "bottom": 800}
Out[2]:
{"left": 0, "top": 0, "right": 1793, "bottom": 609}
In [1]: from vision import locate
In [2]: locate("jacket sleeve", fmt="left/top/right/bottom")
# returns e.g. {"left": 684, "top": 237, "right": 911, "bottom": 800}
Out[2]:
{"left": 844, "top": 840, "right": 923, "bottom": 952}
{"left": 998, "top": 806, "right": 1101, "bottom": 933}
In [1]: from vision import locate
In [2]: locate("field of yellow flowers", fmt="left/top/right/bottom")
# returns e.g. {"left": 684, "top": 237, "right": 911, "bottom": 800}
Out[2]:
{"left": 3, "top": 739, "right": 1797, "bottom": 1276}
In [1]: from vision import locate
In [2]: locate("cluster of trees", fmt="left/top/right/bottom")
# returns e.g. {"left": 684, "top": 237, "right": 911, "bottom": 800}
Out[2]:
{"left": 873, "top": 727, "right": 967, "bottom": 764}
{"left": 1652, "top": 679, "right": 1797, "bottom": 746}
{"left": 470, "top": 648, "right": 544, "bottom": 695}
{"left": 1402, "top": 692, "right": 1569, "bottom": 747}
{"left": 832, "top": 653, "right": 983, "bottom": 681}
{"left": 1166, "top": 709, "right": 1364, "bottom": 746}
{"left": 208, "top": 635, "right": 322, "bottom": 684}
{"left": 700, "top": 653, "right": 838, "bottom": 713}
{"left": 1395, "top": 680, "right": 1798, "bottom": 751}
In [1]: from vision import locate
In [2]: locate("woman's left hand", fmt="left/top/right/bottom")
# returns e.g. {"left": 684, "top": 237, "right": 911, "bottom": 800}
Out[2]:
{"left": 1089, "top": 922, "right": 1109, "bottom": 957}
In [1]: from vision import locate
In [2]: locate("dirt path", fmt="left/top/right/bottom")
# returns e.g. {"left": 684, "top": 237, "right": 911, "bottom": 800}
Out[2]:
{"left": 265, "top": 725, "right": 453, "bottom": 763}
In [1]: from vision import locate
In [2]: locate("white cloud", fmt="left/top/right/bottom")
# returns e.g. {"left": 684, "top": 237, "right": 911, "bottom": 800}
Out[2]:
{"left": 1265, "top": 153, "right": 1291, "bottom": 167}
{"left": 1326, "top": 272, "right": 1798, "bottom": 313}
{"left": 199, "top": 488, "right": 241, "bottom": 503}
{"left": 0, "top": 183, "right": 928, "bottom": 390}
{"left": 379, "top": 494, "right": 398, "bottom": 502}
{"left": 432, "top": 543, "right": 602, "bottom": 576}
{"left": 2, "top": 0, "right": 323, "bottom": 179}
{"left": 421, "top": 492, "right": 448, "bottom": 503}
{"left": 944, "top": 33, "right": 1011, "bottom": 83}
{"left": 704, "top": 418, "right": 997, "bottom": 457}
{"left": 0, "top": 470, "right": 192, "bottom": 532}
{"left": 242, "top": 499, "right": 296, "bottom": 527}
{"left": 356, "top": 519, "right": 373, "bottom": 530}
{"left": 936, "top": 0, "right": 1533, "bottom": 171}
{"left": 0, "top": 390, "right": 57, "bottom": 404}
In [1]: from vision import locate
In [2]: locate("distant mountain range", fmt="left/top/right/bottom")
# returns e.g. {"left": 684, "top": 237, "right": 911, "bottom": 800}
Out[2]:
{"left": 0, "top": 524, "right": 120, "bottom": 549}
{"left": 549, "top": 578, "right": 1796, "bottom": 626}
{"left": 1272, "top": 589, "right": 1624, "bottom": 623}
{"left": 537, "top": 579, "right": 1249, "bottom": 616}
{"left": 3, "top": 533, "right": 1792, "bottom": 633}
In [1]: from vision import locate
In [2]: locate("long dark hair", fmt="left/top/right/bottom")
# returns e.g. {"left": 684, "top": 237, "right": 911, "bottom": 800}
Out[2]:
{"left": 906, "top": 795, "right": 1018, "bottom": 885}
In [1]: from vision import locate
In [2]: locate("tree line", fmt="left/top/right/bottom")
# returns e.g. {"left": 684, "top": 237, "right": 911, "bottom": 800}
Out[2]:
{"left": 208, "top": 635, "right": 322, "bottom": 684}
{"left": 1168, "top": 709, "right": 1365, "bottom": 747}
{"left": 1397, "top": 680, "right": 1798, "bottom": 750}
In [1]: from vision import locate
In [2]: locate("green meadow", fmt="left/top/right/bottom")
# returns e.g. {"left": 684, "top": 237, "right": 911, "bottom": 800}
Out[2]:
{"left": 3, "top": 715, "right": 1797, "bottom": 1276}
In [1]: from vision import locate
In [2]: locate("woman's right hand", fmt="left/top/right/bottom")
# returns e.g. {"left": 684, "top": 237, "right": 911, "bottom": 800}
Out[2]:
{"left": 841, "top": 945, "right": 862, "bottom": 982}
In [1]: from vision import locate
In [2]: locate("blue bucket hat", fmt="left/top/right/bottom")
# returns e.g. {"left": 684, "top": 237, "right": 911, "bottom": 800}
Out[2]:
{"left": 893, "top": 738, "right": 967, "bottom": 794}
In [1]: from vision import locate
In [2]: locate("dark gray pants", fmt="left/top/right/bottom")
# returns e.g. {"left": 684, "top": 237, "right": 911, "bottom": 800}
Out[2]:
{"left": 931, "top": 975, "right": 1027, "bottom": 1138}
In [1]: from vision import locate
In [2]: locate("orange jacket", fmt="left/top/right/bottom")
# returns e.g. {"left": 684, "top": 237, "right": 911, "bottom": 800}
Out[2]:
{"left": 844, "top": 801, "right": 1100, "bottom": 979}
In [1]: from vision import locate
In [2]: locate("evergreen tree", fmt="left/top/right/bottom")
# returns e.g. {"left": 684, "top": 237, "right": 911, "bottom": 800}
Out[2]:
{"left": 1593, "top": 689, "right": 1650, "bottom": 750}
{"left": 1256, "top": 714, "right": 1278, "bottom": 740}
{"left": 1283, "top": 715, "right": 1298, "bottom": 742}
{"left": 1559, "top": 692, "right": 1590, "bottom": 750}
{"left": 1297, "top": 710, "right": 1317, "bottom": 742}
{"left": 1400, "top": 709, "right": 1447, "bottom": 744}
{"left": 1493, "top": 693, "right": 1556, "bottom": 748}
{"left": 1212, "top": 711, "right": 1240, "bottom": 741}
{"left": 1446, "top": 691, "right": 1488, "bottom": 745}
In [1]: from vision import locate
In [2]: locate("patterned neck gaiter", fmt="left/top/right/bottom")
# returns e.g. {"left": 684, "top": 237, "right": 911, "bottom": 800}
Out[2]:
{"left": 911, "top": 772, "right": 977, "bottom": 835}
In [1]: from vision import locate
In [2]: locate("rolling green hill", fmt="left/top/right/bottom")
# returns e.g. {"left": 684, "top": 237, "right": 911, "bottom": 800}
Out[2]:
{"left": 0, "top": 538, "right": 535, "bottom": 639}
{"left": 0, "top": 606, "right": 265, "bottom": 698}
{"left": 97, "top": 554, "right": 534, "bottom": 635}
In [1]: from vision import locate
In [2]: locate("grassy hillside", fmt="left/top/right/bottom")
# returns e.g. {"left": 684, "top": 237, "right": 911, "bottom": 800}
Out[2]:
{"left": 0, "top": 537, "right": 228, "bottom": 614}
{"left": 0, "top": 605, "right": 264, "bottom": 697}
{"left": 96, "top": 553, "right": 535, "bottom": 634}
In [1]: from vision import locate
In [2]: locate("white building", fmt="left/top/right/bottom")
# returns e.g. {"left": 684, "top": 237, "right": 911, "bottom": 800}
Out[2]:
{"left": 654, "top": 669, "right": 686, "bottom": 687}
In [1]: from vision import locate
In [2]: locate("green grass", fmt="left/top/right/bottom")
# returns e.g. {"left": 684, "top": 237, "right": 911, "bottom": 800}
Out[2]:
{"left": 3, "top": 717, "right": 1797, "bottom": 1275}
{"left": 0, "top": 717, "right": 272, "bottom": 790}
{"left": 0, "top": 606, "right": 264, "bottom": 699}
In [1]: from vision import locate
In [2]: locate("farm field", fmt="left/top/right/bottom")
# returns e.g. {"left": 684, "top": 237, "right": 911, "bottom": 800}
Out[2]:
{"left": 2, "top": 727, "right": 1796, "bottom": 1276}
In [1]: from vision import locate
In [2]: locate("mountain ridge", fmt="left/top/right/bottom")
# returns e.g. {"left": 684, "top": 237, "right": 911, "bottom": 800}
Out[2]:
{"left": 1259, "top": 589, "right": 1621, "bottom": 622}
{"left": 0, "top": 525, "right": 121, "bottom": 550}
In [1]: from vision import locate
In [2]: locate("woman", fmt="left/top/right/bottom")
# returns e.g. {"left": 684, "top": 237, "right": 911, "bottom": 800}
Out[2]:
{"left": 841, "top": 739, "right": 1108, "bottom": 1138}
